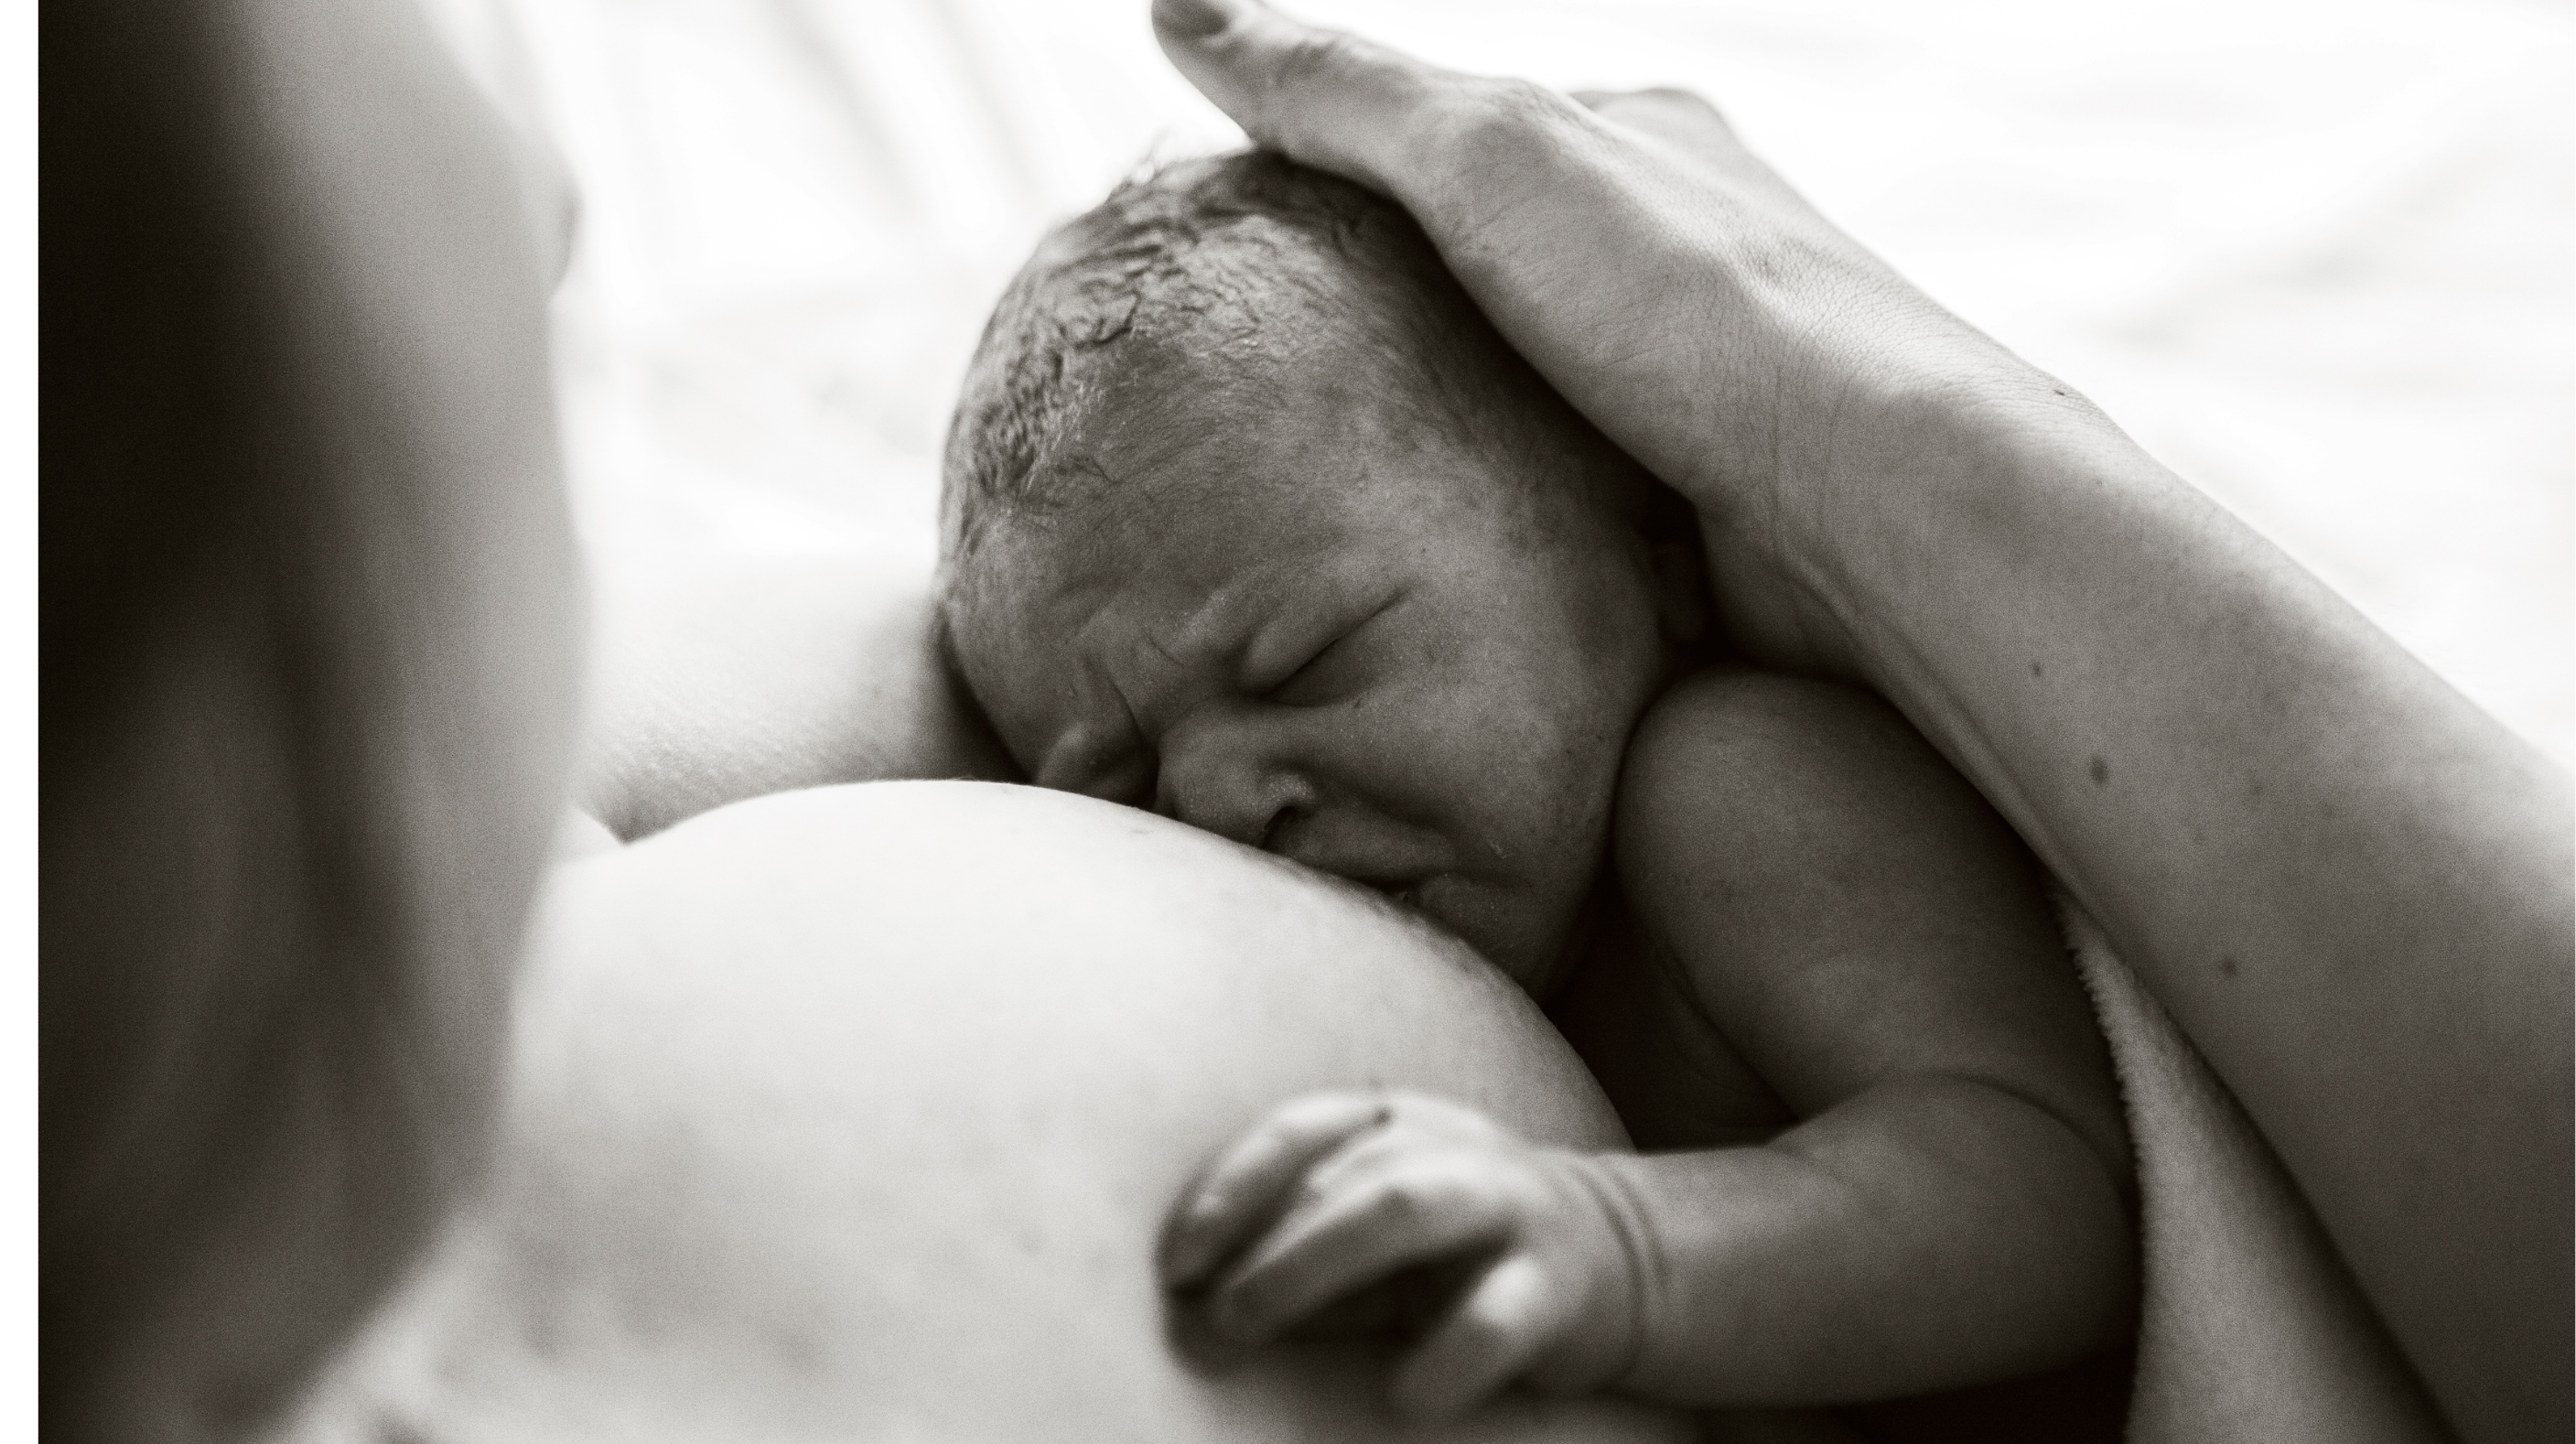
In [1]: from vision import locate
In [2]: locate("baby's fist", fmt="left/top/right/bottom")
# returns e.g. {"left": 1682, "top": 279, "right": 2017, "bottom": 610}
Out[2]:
{"left": 1159, "top": 1089, "right": 1650, "bottom": 1421}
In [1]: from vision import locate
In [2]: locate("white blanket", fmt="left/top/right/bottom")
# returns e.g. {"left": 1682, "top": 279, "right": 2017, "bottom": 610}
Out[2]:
{"left": 2058, "top": 897, "right": 2452, "bottom": 1442}
{"left": 419, "top": 0, "right": 2570, "bottom": 770}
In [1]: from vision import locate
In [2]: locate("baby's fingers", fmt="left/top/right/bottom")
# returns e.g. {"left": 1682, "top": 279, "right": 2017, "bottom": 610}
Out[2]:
{"left": 1209, "top": 1153, "right": 1512, "bottom": 1345}
{"left": 1390, "top": 1253, "right": 1571, "bottom": 1423}
{"left": 1160, "top": 1091, "right": 1396, "bottom": 1288}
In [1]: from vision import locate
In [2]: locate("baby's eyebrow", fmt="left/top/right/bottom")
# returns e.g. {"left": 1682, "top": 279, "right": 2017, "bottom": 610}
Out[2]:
{"left": 1162, "top": 567, "right": 1293, "bottom": 670}
{"left": 1037, "top": 622, "right": 1202, "bottom": 806}
{"left": 1101, "top": 621, "right": 1212, "bottom": 748}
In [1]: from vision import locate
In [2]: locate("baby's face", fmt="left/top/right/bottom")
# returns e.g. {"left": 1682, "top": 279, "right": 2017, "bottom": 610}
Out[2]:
{"left": 952, "top": 379, "right": 1669, "bottom": 990}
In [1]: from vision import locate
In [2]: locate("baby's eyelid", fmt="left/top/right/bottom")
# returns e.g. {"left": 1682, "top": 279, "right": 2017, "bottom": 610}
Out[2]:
{"left": 1245, "top": 588, "right": 1403, "bottom": 706}
{"left": 1256, "top": 637, "right": 1351, "bottom": 706}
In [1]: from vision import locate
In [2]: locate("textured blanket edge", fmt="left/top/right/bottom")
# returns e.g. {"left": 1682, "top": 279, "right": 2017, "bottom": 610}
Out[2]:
{"left": 2052, "top": 892, "right": 2455, "bottom": 1443}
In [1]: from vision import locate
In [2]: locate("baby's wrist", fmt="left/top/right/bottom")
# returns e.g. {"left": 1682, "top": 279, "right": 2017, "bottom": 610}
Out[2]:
{"left": 1536, "top": 1150, "right": 1667, "bottom": 1397}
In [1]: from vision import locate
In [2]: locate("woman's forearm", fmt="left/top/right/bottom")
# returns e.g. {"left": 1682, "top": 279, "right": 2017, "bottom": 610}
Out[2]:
{"left": 1784, "top": 383, "right": 2572, "bottom": 1439}
{"left": 1146, "top": 5, "right": 2569, "bottom": 1431}
{"left": 1594, "top": 1074, "right": 2133, "bottom": 1406}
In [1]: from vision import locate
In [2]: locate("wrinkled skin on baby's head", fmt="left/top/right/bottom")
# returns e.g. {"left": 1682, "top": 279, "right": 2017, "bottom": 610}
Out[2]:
{"left": 942, "top": 154, "right": 1704, "bottom": 990}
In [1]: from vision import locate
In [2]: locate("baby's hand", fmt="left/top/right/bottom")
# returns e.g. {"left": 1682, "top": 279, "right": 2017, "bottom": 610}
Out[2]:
{"left": 1159, "top": 1089, "right": 1649, "bottom": 1421}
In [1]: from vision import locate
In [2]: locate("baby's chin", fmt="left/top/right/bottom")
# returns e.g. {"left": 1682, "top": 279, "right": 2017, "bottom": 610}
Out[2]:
{"left": 1411, "top": 873, "right": 1589, "bottom": 997}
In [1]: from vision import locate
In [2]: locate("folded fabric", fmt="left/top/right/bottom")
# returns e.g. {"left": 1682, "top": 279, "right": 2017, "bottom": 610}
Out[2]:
{"left": 2056, "top": 895, "right": 2453, "bottom": 1442}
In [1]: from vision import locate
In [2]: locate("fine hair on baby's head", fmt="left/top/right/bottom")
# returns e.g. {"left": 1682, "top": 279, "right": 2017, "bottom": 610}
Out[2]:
{"left": 939, "top": 150, "right": 1701, "bottom": 989}
{"left": 940, "top": 150, "right": 1636, "bottom": 574}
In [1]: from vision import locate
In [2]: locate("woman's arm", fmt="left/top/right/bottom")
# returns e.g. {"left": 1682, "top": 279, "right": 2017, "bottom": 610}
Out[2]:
{"left": 1147, "top": 3, "right": 2571, "bottom": 1438}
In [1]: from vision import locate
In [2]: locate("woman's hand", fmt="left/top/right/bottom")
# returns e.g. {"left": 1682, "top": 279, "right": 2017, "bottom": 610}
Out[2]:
{"left": 1149, "top": 0, "right": 2061, "bottom": 676}
{"left": 1151, "top": 7, "right": 2572, "bottom": 1439}
{"left": 1161, "top": 1090, "right": 1650, "bottom": 1422}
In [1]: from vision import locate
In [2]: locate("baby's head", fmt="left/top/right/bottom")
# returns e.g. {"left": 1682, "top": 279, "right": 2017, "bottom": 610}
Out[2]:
{"left": 942, "top": 153, "right": 1701, "bottom": 990}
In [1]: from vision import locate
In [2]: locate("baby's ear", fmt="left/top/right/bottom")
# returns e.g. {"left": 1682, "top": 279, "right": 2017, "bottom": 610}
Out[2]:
{"left": 1638, "top": 482, "right": 1711, "bottom": 655}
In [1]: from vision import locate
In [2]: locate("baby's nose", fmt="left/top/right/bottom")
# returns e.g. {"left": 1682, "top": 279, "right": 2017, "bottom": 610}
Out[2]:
{"left": 1155, "top": 731, "right": 1318, "bottom": 852}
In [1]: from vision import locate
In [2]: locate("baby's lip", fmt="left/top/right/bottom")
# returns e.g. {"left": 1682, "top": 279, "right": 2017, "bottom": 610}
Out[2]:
{"left": 1269, "top": 818, "right": 1455, "bottom": 895}
{"left": 1392, "top": 875, "right": 1545, "bottom": 985}
{"left": 1376, "top": 874, "right": 1440, "bottom": 911}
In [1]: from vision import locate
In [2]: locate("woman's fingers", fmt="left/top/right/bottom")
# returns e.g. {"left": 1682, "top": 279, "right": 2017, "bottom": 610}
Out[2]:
{"left": 1144, "top": 0, "right": 1816, "bottom": 569}
{"left": 1160, "top": 1090, "right": 1395, "bottom": 1287}
{"left": 1391, "top": 1253, "right": 1570, "bottom": 1422}
{"left": 1145, "top": 0, "right": 2025, "bottom": 683}
{"left": 1571, "top": 86, "right": 1734, "bottom": 142}
{"left": 1572, "top": 87, "right": 1814, "bottom": 212}
{"left": 1148, "top": 0, "right": 1467, "bottom": 200}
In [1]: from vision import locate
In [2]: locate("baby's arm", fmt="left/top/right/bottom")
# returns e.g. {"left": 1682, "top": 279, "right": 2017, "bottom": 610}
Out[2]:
{"left": 1596, "top": 668, "right": 2135, "bottom": 1401}
{"left": 1158, "top": 670, "right": 2133, "bottom": 1416}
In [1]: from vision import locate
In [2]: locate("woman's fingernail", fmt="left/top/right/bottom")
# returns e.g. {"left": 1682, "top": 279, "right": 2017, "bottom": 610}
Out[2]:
{"left": 1152, "top": 0, "right": 1245, "bottom": 40}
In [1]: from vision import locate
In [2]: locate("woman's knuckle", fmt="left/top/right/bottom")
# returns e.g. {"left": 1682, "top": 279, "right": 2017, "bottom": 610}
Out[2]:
{"left": 1642, "top": 83, "right": 1719, "bottom": 113}
{"left": 1273, "top": 29, "right": 1363, "bottom": 92}
{"left": 1456, "top": 78, "right": 1540, "bottom": 138}
{"left": 1428, "top": 76, "right": 1578, "bottom": 164}
{"left": 1479, "top": 75, "right": 1565, "bottom": 119}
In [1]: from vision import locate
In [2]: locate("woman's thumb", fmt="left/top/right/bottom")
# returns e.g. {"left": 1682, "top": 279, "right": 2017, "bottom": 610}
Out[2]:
{"left": 1149, "top": 0, "right": 1444, "bottom": 197}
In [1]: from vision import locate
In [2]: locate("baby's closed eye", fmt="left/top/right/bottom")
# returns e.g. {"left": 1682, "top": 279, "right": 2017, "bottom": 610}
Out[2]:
{"left": 1246, "top": 589, "right": 1410, "bottom": 709}
{"left": 1262, "top": 632, "right": 1366, "bottom": 708}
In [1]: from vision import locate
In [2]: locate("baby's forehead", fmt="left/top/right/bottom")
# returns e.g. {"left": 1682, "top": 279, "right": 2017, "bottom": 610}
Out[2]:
{"left": 969, "top": 489, "right": 1311, "bottom": 634}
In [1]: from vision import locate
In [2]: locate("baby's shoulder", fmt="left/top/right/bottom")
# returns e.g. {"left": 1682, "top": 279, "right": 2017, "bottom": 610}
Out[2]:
{"left": 1620, "top": 666, "right": 1927, "bottom": 822}
{"left": 1612, "top": 665, "right": 1968, "bottom": 918}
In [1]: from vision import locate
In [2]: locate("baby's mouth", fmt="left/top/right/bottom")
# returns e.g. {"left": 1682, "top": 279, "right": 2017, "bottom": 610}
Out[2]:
{"left": 1367, "top": 876, "right": 1431, "bottom": 913}
{"left": 1404, "top": 871, "right": 1580, "bottom": 992}
{"left": 1388, "top": 873, "right": 1484, "bottom": 944}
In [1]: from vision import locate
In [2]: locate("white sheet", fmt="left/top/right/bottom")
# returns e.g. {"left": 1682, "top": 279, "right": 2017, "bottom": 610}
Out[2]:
{"left": 423, "top": 0, "right": 2571, "bottom": 765}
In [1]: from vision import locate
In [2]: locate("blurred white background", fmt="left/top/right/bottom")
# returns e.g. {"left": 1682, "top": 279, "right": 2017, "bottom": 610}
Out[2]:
{"left": 426, "top": 0, "right": 2571, "bottom": 761}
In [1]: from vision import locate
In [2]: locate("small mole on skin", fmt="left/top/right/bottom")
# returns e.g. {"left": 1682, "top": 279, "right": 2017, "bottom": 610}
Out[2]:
{"left": 2089, "top": 756, "right": 2110, "bottom": 786}
{"left": 2031, "top": 662, "right": 2044, "bottom": 678}
{"left": 2248, "top": 780, "right": 2266, "bottom": 799}
{"left": 2217, "top": 955, "right": 2241, "bottom": 978}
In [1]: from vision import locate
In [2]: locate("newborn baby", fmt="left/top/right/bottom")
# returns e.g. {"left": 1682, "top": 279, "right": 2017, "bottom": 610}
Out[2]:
{"left": 940, "top": 153, "right": 2134, "bottom": 1427}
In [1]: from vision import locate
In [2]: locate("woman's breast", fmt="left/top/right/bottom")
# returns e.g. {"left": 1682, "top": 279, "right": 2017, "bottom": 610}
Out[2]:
{"left": 282, "top": 781, "right": 1690, "bottom": 1443}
